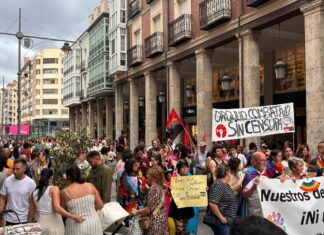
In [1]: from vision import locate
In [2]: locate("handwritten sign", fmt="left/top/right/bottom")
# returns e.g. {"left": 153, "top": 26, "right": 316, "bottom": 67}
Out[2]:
{"left": 257, "top": 177, "right": 324, "bottom": 235}
{"left": 171, "top": 175, "right": 207, "bottom": 208}
{"left": 212, "top": 103, "right": 295, "bottom": 141}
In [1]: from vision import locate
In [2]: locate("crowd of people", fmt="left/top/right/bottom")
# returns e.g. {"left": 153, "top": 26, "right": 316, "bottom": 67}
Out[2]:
{"left": 0, "top": 133, "right": 322, "bottom": 235}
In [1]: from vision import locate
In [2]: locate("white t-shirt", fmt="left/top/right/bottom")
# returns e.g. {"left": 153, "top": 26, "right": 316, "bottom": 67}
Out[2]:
{"left": 0, "top": 175, "right": 36, "bottom": 223}
{"left": 236, "top": 153, "right": 247, "bottom": 169}
{"left": 245, "top": 176, "right": 268, "bottom": 217}
{"left": 197, "top": 151, "right": 207, "bottom": 168}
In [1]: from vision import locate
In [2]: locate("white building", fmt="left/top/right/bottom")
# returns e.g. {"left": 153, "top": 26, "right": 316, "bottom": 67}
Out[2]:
{"left": 108, "top": 0, "right": 127, "bottom": 75}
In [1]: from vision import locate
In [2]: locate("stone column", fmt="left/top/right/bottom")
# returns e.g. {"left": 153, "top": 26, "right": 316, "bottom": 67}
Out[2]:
{"left": 115, "top": 84, "right": 124, "bottom": 141}
{"left": 129, "top": 78, "right": 139, "bottom": 150}
{"left": 168, "top": 61, "right": 181, "bottom": 115}
{"left": 301, "top": 0, "right": 324, "bottom": 154}
{"left": 69, "top": 106, "right": 75, "bottom": 133}
{"left": 75, "top": 106, "right": 80, "bottom": 133}
{"left": 105, "top": 96, "right": 113, "bottom": 141}
{"left": 196, "top": 48, "right": 213, "bottom": 148}
{"left": 81, "top": 103, "right": 87, "bottom": 132}
{"left": 88, "top": 101, "right": 95, "bottom": 138}
{"left": 97, "top": 99, "right": 103, "bottom": 139}
{"left": 240, "top": 29, "right": 260, "bottom": 147}
{"left": 145, "top": 72, "right": 157, "bottom": 146}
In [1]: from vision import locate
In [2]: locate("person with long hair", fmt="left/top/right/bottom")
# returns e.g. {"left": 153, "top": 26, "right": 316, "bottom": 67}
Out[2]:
{"left": 281, "top": 146, "right": 294, "bottom": 176}
{"left": 28, "top": 168, "right": 84, "bottom": 234}
{"left": 296, "top": 144, "right": 311, "bottom": 167}
{"left": 60, "top": 165, "right": 104, "bottom": 235}
{"left": 132, "top": 166, "right": 168, "bottom": 234}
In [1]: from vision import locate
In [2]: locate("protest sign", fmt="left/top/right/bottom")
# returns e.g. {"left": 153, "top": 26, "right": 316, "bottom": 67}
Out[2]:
{"left": 171, "top": 175, "right": 207, "bottom": 208}
{"left": 212, "top": 103, "right": 295, "bottom": 141}
{"left": 257, "top": 177, "right": 324, "bottom": 235}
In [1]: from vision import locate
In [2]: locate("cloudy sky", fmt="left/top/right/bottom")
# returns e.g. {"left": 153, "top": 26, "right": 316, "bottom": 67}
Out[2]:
{"left": 0, "top": 0, "right": 101, "bottom": 84}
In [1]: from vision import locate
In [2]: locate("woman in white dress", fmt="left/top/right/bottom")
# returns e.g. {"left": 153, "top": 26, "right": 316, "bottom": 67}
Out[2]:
{"left": 60, "top": 165, "right": 104, "bottom": 235}
{"left": 28, "top": 168, "right": 84, "bottom": 235}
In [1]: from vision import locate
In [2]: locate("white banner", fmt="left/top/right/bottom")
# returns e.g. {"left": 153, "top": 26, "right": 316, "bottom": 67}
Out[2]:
{"left": 212, "top": 103, "right": 295, "bottom": 141}
{"left": 257, "top": 177, "right": 324, "bottom": 235}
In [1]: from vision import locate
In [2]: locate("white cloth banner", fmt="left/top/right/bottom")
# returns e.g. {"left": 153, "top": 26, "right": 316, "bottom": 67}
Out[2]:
{"left": 257, "top": 177, "right": 324, "bottom": 235}
{"left": 212, "top": 103, "right": 295, "bottom": 141}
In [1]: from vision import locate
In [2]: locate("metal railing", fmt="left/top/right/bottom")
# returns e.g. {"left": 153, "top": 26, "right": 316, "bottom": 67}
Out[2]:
{"left": 145, "top": 32, "right": 163, "bottom": 58}
{"left": 168, "top": 14, "right": 192, "bottom": 47}
{"left": 247, "top": 0, "right": 271, "bottom": 7}
{"left": 199, "top": 0, "right": 231, "bottom": 30}
{"left": 128, "top": 45, "right": 143, "bottom": 67}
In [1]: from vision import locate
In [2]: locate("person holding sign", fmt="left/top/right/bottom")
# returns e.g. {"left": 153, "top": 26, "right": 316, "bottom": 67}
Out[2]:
{"left": 168, "top": 160, "right": 194, "bottom": 235}
{"left": 279, "top": 157, "right": 306, "bottom": 182}
{"left": 203, "top": 164, "right": 237, "bottom": 235}
{"left": 241, "top": 152, "right": 268, "bottom": 216}
{"left": 307, "top": 141, "right": 324, "bottom": 177}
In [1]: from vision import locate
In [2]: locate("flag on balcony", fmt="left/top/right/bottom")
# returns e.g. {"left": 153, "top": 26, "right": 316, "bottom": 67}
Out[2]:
{"left": 166, "top": 108, "right": 184, "bottom": 140}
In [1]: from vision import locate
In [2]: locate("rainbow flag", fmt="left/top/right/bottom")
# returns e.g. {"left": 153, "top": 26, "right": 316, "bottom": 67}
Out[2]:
{"left": 166, "top": 108, "right": 184, "bottom": 139}
{"left": 316, "top": 156, "right": 324, "bottom": 170}
{"left": 300, "top": 179, "right": 321, "bottom": 192}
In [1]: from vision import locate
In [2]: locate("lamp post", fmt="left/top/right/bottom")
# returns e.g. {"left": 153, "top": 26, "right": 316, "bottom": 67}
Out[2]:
{"left": 158, "top": 91, "right": 166, "bottom": 142}
{"left": 0, "top": 8, "right": 74, "bottom": 140}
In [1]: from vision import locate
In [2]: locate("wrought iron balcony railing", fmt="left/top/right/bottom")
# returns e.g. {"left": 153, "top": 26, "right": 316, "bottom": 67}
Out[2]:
{"left": 128, "top": 45, "right": 143, "bottom": 67}
{"left": 247, "top": 0, "right": 271, "bottom": 7}
{"left": 80, "top": 90, "right": 85, "bottom": 101}
{"left": 128, "top": 0, "right": 141, "bottom": 20}
{"left": 145, "top": 32, "right": 163, "bottom": 58}
{"left": 168, "top": 14, "right": 192, "bottom": 47}
{"left": 199, "top": 0, "right": 231, "bottom": 30}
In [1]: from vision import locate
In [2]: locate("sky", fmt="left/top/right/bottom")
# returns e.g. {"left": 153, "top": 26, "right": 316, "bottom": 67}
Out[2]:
{"left": 0, "top": 0, "right": 102, "bottom": 85}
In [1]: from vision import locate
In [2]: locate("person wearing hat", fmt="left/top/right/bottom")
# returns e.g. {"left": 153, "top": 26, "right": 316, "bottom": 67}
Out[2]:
{"left": 195, "top": 141, "right": 208, "bottom": 175}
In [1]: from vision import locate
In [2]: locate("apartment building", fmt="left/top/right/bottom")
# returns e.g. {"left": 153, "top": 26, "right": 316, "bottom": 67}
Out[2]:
{"left": 21, "top": 58, "right": 33, "bottom": 124}
{"left": 32, "top": 48, "right": 69, "bottom": 136}
{"left": 3, "top": 81, "right": 18, "bottom": 125}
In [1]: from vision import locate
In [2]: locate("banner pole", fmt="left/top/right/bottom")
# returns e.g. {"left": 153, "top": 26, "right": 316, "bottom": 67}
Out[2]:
{"left": 182, "top": 124, "right": 196, "bottom": 152}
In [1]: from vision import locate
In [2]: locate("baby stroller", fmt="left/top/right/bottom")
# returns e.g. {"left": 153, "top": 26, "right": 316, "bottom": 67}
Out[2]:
{"left": 98, "top": 202, "right": 133, "bottom": 235}
{"left": 0, "top": 209, "right": 41, "bottom": 235}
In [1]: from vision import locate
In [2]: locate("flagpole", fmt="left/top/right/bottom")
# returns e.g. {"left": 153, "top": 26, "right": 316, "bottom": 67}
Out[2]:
{"left": 182, "top": 123, "right": 196, "bottom": 152}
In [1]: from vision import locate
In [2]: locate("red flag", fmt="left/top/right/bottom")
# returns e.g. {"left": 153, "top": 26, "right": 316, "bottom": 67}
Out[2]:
{"left": 184, "top": 124, "right": 190, "bottom": 150}
{"left": 166, "top": 108, "right": 184, "bottom": 139}
{"left": 202, "top": 129, "right": 206, "bottom": 142}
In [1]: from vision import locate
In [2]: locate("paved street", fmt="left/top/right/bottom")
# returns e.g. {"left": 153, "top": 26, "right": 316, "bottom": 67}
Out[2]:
{"left": 110, "top": 180, "right": 213, "bottom": 235}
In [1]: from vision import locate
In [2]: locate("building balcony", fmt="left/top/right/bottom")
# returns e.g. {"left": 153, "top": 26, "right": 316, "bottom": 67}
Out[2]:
{"left": 168, "top": 14, "right": 192, "bottom": 47}
{"left": 145, "top": 32, "right": 163, "bottom": 58}
{"left": 81, "top": 61, "right": 87, "bottom": 72}
{"left": 128, "top": 45, "right": 143, "bottom": 67}
{"left": 247, "top": 0, "right": 271, "bottom": 7}
{"left": 199, "top": 0, "right": 231, "bottom": 30}
{"left": 146, "top": 0, "right": 155, "bottom": 3}
{"left": 128, "top": 0, "right": 141, "bottom": 20}
{"left": 79, "top": 90, "right": 85, "bottom": 101}
{"left": 87, "top": 75, "right": 113, "bottom": 97}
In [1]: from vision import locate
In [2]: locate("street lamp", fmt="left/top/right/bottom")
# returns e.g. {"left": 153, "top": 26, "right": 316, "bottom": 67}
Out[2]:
{"left": 0, "top": 8, "right": 74, "bottom": 139}
{"left": 220, "top": 74, "right": 232, "bottom": 92}
{"left": 185, "top": 84, "right": 195, "bottom": 98}
{"left": 138, "top": 96, "right": 145, "bottom": 107}
{"left": 158, "top": 92, "right": 166, "bottom": 103}
{"left": 124, "top": 100, "right": 129, "bottom": 110}
{"left": 274, "top": 59, "right": 287, "bottom": 80}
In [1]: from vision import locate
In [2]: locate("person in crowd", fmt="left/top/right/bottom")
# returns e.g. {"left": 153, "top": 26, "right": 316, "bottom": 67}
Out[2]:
{"left": 205, "top": 164, "right": 237, "bottom": 235}
{"left": 242, "top": 152, "right": 268, "bottom": 216}
{"left": 60, "top": 165, "right": 104, "bottom": 235}
{"left": 206, "top": 145, "right": 226, "bottom": 187}
{"left": 132, "top": 166, "right": 168, "bottom": 235}
{"left": 230, "top": 215, "right": 287, "bottom": 235}
{"left": 269, "top": 149, "right": 283, "bottom": 178}
{"left": 228, "top": 145, "right": 247, "bottom": 170}
{"left": 86, "top": 150, "right": 113, "bottom": 203}
{"left": 296, "top": 144, "right": 312, "bottom": 167}
{"left": 281, "top": 145, "right": 294, "bottom": 176}
{"left": 118, "top": 129, "right": 128, "bottom": 149}
{"left": 147, "top": 139, "right": 160, "bottom": 159}
{"left": 195, "top": 141, "right": 208, "bottom": 175}
{"left": 20, "top": 142, "right": 31, "bottom": 162}
{"left": 119, "top": 158, "right": 141, "bottom": 210}
{"left": 228, "top": 157, "right": 243, "bottom": 197}
{"left": 150, "top": 154, "right": 163, "bottom": 169}
{"left": 308, "top": 141, "right": 324, "bottom": 177}
{"left": 28, "top": 151, "right": 40, "bottom": 181}
{"left": 0, "top": 158, "right": 36, "bottom": 225}
{"left": 134, "top": 145, "right": 150, "bottom": 177}
{"left": 246, "top": 142, "right": 257, "bottom": 166}
{"left": 28, "top": 168, "right": 84, "bottom": 234}
{"left": 76, "top": 150, "right": 90, "bottom": 177}
{"left": 280, "top": 157, "right": 306, "bottom": 182}
{"left": 168, "top": 159, "right": 194, "bottom": 235}
{"left": 0, "top": 157, "right": 9, "bottom": 189}
{"left": 12, "top": 143, "right": 20, "bottom": 159}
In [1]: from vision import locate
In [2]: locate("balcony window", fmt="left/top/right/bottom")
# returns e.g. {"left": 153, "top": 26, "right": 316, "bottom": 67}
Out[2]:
{"left": 199, "top": 0, "right": 231, "bottom": 30}
{"left": 145, "top": 32, "right": 163, "bottom": 58}
{"left": 128, "top": 0, "right": 141, "bottom": 20}
{"left": 168, "top": 14, "right": 192, "bottom": 47}
{"left": 128, "top": 45, "right": 143, "bottom": 67}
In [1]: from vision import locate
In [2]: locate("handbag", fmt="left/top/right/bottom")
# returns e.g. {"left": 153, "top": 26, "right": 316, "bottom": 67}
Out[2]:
{"left": 138, "top": 188, "right": 164, "bottom": 230}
